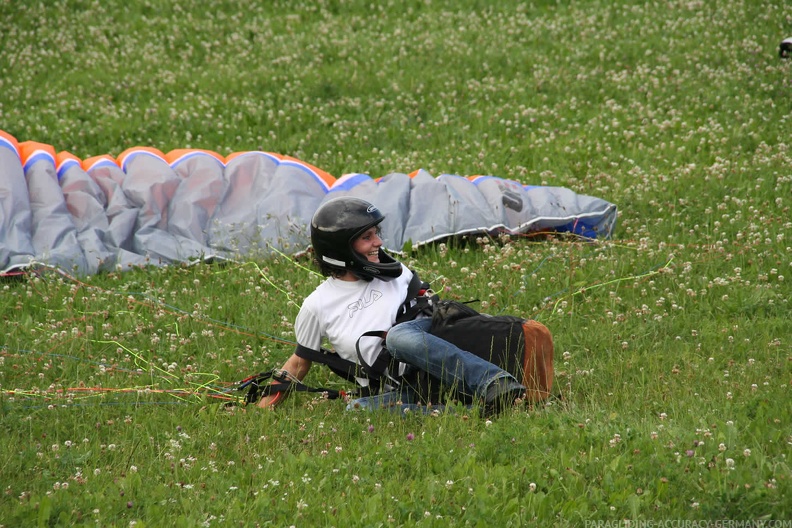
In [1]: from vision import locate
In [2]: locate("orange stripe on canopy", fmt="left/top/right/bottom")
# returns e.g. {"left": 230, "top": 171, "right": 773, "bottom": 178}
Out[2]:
{"left": 165, "top": 149, "right": 225, "bottom": 165}
{"left": 225, "top": 150, "right": 336, "bottom": 188}
{"left": 117, "top": 146, "right": 166, "bottom": 170}
{"left": 19, "top": 141, "right": 56, "bottom": 165}
{"left": 281, "top": 154, "right": 336, "bottom": 188}
{"left": 0, "top": 130, "right": 20, "bottom": 154}
{"left": 83, "top": 154, "right": 118, "bottom": 171}
{"left": 55, "top": 151, "right": 81, "bottom": 171}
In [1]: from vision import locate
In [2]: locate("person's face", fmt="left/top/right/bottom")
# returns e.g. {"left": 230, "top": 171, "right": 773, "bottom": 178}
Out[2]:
{"left": 352, "top": 226, "right": 382, "bottom": 263}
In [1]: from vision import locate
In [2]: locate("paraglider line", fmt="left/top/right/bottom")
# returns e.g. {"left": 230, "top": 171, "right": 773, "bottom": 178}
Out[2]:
{"left": 546, "top": 256, "right": 674, "bottom": 316}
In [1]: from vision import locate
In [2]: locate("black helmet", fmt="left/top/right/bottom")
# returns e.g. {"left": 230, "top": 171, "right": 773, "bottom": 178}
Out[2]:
{"left": 310, "top": 196, "right": 403, "bottom": 281}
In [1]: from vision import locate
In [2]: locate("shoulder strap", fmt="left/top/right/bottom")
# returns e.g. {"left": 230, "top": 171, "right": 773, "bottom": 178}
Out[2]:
{"left": 406, "top": 271, "right": 424, "bottom": 299}
{"left": 395, "top": 271, "right": 438, "bottom": 324}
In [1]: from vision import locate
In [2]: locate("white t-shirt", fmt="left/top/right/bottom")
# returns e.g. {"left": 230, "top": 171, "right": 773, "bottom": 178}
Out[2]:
{"left": 295, "top": 264, "right": 413, "bottom": 384}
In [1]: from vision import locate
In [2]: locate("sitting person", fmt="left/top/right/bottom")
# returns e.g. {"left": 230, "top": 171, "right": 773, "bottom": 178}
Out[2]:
{"left": 257, "top": 196, "right": 525, "bottom": 416}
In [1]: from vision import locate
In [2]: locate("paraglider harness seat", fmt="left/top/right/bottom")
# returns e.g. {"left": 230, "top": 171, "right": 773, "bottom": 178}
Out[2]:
{"left": 239, "top": 272, "right": 438, "bottom": 405}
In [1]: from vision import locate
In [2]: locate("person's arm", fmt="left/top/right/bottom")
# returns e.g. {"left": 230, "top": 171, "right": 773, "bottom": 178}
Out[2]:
{"left": 256, "top": 353, "right": 312, "bottom": 408}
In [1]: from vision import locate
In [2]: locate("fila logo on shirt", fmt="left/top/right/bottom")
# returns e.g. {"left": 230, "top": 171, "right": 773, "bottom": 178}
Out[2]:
{"left": 347, "top": 290, "right": 382, "bottom": 318}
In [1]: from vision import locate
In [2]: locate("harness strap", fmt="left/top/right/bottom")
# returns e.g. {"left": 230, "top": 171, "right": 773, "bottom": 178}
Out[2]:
{"left": 395, "top": 272, "right": 438, "bottom": 324}
{"left": 355, "top": 330, "right": 394, "bottom": 383}
{"left": 295, "top": 344, "right": 360, "bottom": 383}
{"left": 238, "top": 369, "right": 345, "bottom": 405}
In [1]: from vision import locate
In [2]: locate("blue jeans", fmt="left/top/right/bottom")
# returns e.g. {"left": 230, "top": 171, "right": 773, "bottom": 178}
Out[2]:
{"left": 345, "top": 318, "right": 519, "bottom": 413}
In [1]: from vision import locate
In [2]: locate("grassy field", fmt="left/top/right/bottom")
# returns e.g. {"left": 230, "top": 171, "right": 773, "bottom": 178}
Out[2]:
{"left": 1, "top": 0, "right": 791, "bottom": 526}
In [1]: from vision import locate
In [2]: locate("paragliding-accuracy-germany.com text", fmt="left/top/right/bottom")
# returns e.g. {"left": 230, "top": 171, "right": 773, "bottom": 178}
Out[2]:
{"left": 584, "top": 520, "right": 792, "bottom": 528}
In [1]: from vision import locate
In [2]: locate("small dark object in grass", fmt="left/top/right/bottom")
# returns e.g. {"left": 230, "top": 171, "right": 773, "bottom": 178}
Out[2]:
{"left": 780, "top": 37, "right": 792, "bottom": 58}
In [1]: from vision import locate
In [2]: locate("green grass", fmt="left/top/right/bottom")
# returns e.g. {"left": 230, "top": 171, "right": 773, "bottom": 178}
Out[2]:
{"left": 1, "top": 0, "right": 791, "bottom": 525}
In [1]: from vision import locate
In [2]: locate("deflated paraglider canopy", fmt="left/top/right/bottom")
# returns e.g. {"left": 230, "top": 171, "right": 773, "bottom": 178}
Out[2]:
{"left": 0, "top": 129, "right": 618, "bottom": 276}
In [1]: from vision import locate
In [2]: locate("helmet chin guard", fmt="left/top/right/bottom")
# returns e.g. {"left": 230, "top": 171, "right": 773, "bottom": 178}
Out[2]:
{"left": 310, "top": 197, "right": 403, "bottom": 281}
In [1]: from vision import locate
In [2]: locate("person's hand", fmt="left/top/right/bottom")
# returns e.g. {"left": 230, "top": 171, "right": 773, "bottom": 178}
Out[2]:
{"left": 254, "top": 355, "right": 311, "bottom": 409}
{"left": 257, "top": 390, "right": 285, "bottom": 409}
